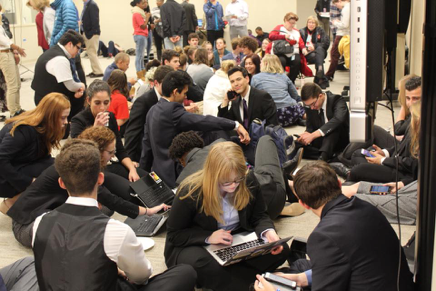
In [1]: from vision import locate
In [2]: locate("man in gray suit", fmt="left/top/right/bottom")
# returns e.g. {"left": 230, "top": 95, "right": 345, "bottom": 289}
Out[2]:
{"left": 181, "top": 0, "right": 198, "bottom": 47}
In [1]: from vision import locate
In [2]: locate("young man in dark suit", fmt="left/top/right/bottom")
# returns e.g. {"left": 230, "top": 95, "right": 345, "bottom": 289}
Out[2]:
{"left": 124, "top": 65, "right": 174, "bottom": 163}
{"left": 218, "top": 66, "right": 278, "bottom": 130}
{"left": 254, "top": 161, "right": 414, "bottom": 291}
{"left": 139, "top": 70, "right": 250, "bottom": 189}
{"left": 293, "top": 82, "right": 349, "bottom": 161}
{"left": 80, "top": 0, "right": 103, "bottom": 77}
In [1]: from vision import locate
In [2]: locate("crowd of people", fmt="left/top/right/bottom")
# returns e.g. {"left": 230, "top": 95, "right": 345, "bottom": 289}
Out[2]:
{"left": 0, "top": 0, "right": 420, "bottom": 290}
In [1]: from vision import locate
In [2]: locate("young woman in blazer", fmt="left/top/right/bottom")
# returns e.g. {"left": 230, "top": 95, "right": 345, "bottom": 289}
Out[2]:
{"left": 164, "top": 141, "right": 288, "bottom": 291}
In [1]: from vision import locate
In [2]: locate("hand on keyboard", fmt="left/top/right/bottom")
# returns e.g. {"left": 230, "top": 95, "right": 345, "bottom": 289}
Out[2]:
{"left": 147, "top": 203, "right": 171, "bottom": 216}
{"left": 208, "top": 229, "right": 233, "bottom": 245}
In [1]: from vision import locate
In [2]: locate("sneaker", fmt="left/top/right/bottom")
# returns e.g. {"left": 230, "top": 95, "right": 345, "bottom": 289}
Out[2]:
{"left": 86, "top": 73, "right": 104, "bottom": 78}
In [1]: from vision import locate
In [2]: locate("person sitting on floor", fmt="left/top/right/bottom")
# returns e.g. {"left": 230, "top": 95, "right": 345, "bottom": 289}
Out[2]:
{"left": 251, "top": 54, "right": 306, "bottom": 127}
{"left": 291, "top": 82, "right": 349, "bottom": 161}
{"left": 103, "top": 52, "right": 136, "bottom": 86}
{"left": 222, "top": 37, "right": 244, "bottom": 66}
{"left": 7, "top": 126, "right": 168, "bottom": 248}
{"left": 253, "top": 161, "right": 414, "bottom": 291}
{"left": 107, "top": 69, "right": 130, "bottom": 134}
{"left": 32, "top": 138, "right": 197, "bottom": 291}
{"left": 164, "top": 141, "right": 289, "bottom": 291}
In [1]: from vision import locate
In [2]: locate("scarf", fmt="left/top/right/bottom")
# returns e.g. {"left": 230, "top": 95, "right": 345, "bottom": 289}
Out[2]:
{"left": 132, "top": 6, "right": 146, "bottom": 20}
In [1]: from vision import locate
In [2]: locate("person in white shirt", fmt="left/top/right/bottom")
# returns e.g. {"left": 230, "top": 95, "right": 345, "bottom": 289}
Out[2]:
{"left": 225, "top": 0, "right": 249, "bottom": 40}
{"left": 32, "top": 139, "right": 197, "bottom": 291}
{"left": 0, "top": 15, "right": 26, "bottom": 117}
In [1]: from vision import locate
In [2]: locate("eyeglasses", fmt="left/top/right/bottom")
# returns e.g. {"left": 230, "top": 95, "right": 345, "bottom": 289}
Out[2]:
{"left": 105, "top": 149, "right": 116, "bottom": 155}
{"left": 304, "top": 96, "right": 319, "bottom": 109}
{"left": 221, "top": 176, "right": 245, "bottom": 187}
{"left": 75, "top": 45, "right": 81, "bottom": 50}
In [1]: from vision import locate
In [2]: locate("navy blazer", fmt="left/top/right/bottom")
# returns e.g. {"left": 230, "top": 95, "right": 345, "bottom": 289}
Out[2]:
{"left": 305, "top": 91, "right": 349, "bottom": 136}
{"left": 140, "top": 98, "right": 237, "bottom": 188}
{"left": 217, "top": 86, "right": 278, "bottom": 130}
{"left": 124, "top": 89, "right": 159, "bottom": 162}
{"left": 81, "top": 0, "right": 100, "bottom": 39}
{"left": 307, "top": 195, "right": 414, "bottom": 290}
{"left": 165, "top": 171, "right": 275, "bottom": 267}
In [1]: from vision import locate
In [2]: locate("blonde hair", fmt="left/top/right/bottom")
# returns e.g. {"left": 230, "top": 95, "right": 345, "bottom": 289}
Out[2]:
{"left": 27, "top": 0, "right": 50, "bottom": 11}
{"left": 307, "top": 15, "right": 319, "bottom": 27}
{"left": 6, "top": 93, "right": 70, "bottom": 154}
{"left": 398, "top": 74, "right": 418, "bottom": 117}
{"left": 178, "top": 142, "right": 251, "bottom": 223}
{"left": 410, "top": 102, "right": 421, "bottom": 158}
{"left": 261, "top": 54, "right": 284, "bottom": 74}
{"left": 220, "top": 60, "right": 236, "bottom": 74}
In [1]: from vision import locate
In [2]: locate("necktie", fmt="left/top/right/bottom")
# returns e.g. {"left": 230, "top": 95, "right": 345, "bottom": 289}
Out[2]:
{"left": 69, "top": 58, "right": 80, "bottom": 83}
{"left": 319, "top": 108, "right": 325, "bottom": 125}
{"left": 236, "top": 55, "right": 241, "bottom": 65}
{"left": 243, "top": 98, "right": 249, "bottom": 129}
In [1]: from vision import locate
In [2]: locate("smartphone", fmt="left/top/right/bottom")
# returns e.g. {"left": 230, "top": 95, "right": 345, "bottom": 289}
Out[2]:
{"left": 361, "top": 149, "right": 375, "bottom": 158}
{"left": 370, "top": 185, "right": 391, "bottom": 195}
{"left": 293, "top": 134, "right": 301, "bottom": 138}
{"left": 227, "top": 91, "right": 238, "bottom": 101}
{"left": 264, "top": 272, "right": 297, "bottom": 288}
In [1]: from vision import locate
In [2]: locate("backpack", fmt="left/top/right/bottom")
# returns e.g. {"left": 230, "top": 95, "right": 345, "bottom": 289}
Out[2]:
{"left": 249, "top": 119, "right": 289, "bottom": 166}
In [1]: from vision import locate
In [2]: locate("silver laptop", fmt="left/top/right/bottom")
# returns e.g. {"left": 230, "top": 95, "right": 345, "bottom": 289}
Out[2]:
{"left": 205, "top": 232, "right": 293, "bottom": 266}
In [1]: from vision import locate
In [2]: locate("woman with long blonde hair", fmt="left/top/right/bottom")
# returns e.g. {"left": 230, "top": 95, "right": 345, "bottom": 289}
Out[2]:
{"left": 0, "top": 93, "right": 70, "bottom": 210}
{"left": 165, "top": 141, "right": 288, "bottom": 291}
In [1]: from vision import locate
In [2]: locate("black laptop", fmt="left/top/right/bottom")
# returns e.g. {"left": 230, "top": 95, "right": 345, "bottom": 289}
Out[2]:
{"left": 124, "top": 210, "right": 170, "bottom": 237}
{"left": 130, "top": 172, "right": 175, "bottom": 208}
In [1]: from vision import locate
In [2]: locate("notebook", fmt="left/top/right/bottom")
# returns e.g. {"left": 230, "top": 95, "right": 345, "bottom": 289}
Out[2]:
{"left": 130, "top": 172, "right": 175, "bottom": 208}
{"left": 204, "top": 232, "right": 293, "bottom": 266}
{"left": 124, "top": 210, "right": 170, "bottom": 237}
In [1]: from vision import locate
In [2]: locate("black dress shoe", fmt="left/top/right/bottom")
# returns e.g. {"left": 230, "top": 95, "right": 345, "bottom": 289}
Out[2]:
{"left": 86, "top": 73, "right": 104, "bottom": 78}
{"left": 283, "top": 148, "right": 304, "bottom": 180}
{"left": 295, "top": 118, "right": 306, "bottom": 127}
{"left": 10, "top": 109, "right": 25, "bottom": 118}
{"left": 329, "top": 162, "right": 350, "bottom": 179}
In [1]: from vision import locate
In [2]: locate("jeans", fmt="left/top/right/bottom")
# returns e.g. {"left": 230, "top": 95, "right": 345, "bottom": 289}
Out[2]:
{"left": 164, "top": 36, "right": 183, "bottom": 50}
{"left": 134, "top": 34, "right": 147, "bottom": 72}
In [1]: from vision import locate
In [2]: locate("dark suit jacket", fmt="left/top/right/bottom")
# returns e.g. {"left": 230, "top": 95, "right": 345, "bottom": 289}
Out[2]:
{"left": 7, "top": 165, "right": 139, "bottom": 225}
{"left": 140, "top": 98, "right": 236, "bottom": 188}
{"left": 307, "top": 195, "right": 414, "bottom": 290}
{"left": 165, "top": 171, "right": 275, "bottom": 267}
{"left": 217, "top": 86, "right": 279, "bottom": 130}
{"left": 81, "top": 0, "right": 100, "bottom": 39}
{"left": 181, "top": 1, "right": 198, "bottom": 32}
{"left": 124, "top": 89, "right": 159, "bottom": 162}
{"left": 305, "top": 91, "right": 349, "bottom": 137}
{"left": 161, "top": 0, "right": 187, "bottom": 37}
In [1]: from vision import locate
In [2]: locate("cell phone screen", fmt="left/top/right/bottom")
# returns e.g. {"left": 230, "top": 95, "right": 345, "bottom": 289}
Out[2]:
{"left": 370, "top": 185, "right": 390, "bottom": 194}
{"left": 361, "top": 149, "right": 375, "bottom": 158}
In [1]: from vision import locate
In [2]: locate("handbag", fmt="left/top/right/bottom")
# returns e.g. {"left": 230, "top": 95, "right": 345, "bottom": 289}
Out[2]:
{"left": 272, "top": 40, "right": 294, "bottom": 55}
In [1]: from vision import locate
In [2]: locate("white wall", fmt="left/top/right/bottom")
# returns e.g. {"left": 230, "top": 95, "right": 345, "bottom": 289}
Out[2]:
{"left": 73, "top": 0, "right": 298, "bottom": 51}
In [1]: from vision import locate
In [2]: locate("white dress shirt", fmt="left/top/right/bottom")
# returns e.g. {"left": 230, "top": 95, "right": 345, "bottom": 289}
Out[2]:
{"left": 0, "top": 26, "right": 12, "bottom": 50}
{"left": 225, "top": 0, "right": 249, "bottom": 27}
{"left": 32, "top": 196, "right": 153, "bottom": 285}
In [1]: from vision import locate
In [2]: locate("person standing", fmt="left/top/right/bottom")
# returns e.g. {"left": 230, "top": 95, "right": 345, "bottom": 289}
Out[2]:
{"left": 151, "top": 0, "right": 164, "bottom": 61}
{"left": 181, "top": 0, "right": 198, "bottom": 47}
{"left": 0, "top": 15, "right": 26, "bottom": 118}
{"left": 314, "top": 0, "right": 330, "bottom": 38}
{"left": 225, "top": 0, "right": 249, "bottom": 40}
{"left": 130, "top": 0, "right": 150, "bottom": 79}
{"left": 203, "top": 0, "right": 225, "bottom": 47}
{"left": 161, "top": 0, "right": 186, "bottom": 49}
{"left": 81, "top": 0, "right": 104, "bottom": 78}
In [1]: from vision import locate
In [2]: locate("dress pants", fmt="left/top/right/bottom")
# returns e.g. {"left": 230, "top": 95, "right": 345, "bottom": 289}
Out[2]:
{"left": 84, "top": 34, "right": 103, "bottom": 75}
{"left": 325, "top": 35, "right": 343, "bottom": 78}
{"left": 278, "top": 54, "right": 300, "bottom": 83}
{"left": 0, "top": 257, "right": 38, "bottom": 291}
{"left": 153, "top": 30, "right": 164, "bottom": 61}
{"left": 176, "top": 243, "right": 289, "bottom": 291}
{"left": 0, "top": 51, "right": 21, "bottom": 115}
{"left": 293, "top": 126, "right": 348, "bottom": 161}
{"left": 104, "top": 163, "right": 148, "bottom": 202}
{"left": 305, "top": 46, "right": 326, "bottom": 74}
{"left": 12, "top": 220, "right": 34, "bottom": 248}
{"left": 229, "top": 25, "right": 248, "bottom": 40}
{"left": 117, "top": 265, "right": 197, "bottom": 291}
{"left": 253, "top": 135, "right": 287, "bottom": 219}
{"left": 207, "top": 29, "right": 224, "bottom": 47}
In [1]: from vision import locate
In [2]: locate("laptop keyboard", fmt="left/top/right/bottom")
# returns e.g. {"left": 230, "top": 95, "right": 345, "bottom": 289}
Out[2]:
{"left": 213, "top": 239, "right": 265, "bottom": 262}
{"left": 142, "top": 186, "right": 173, "bottom": 207}
{"left": 137, "top": 215, "right": 162, "bottom": 235}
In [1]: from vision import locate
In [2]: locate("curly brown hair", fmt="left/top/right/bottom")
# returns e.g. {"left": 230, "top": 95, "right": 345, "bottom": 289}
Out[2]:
{"left": 78, "top": 126, "right": 115, "bottom": 168}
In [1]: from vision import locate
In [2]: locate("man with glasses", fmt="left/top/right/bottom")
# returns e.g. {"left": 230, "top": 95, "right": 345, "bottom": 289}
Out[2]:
{"left": 32, "top": 30, "right": 86, "bottom": 121}
{"left": 291, "top": 82, "right": 349, "bottom": 161}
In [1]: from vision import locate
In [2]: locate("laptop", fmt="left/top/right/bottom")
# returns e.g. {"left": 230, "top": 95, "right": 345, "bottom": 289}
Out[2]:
{"left": 124, "top": 210, "right": 170, "bottom": 237}
{"left": 205, "top": 232, "right": 293, "bottom": 266}
{"left": 130, "top": 172, "right": 175, "bottom": 208}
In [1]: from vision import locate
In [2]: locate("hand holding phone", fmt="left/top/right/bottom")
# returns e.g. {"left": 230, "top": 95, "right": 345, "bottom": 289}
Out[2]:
{"left": 361, "top": 149, "right": 375, "bottom": 158}
{"left": 370, "top": 185, "right": 391, "bottom": 195}
{"left": 227, "top": 90, "right": 238, "bottom": 101}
